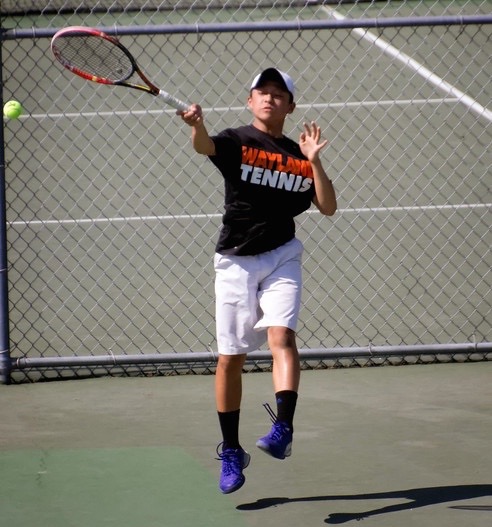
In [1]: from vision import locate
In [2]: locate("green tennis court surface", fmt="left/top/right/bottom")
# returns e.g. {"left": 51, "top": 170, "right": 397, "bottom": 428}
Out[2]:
{"left": 1, "top": 362, "right": 491, "bottom": 526}
{"left": 1, "top": 447, "right": 246, "bottom": 527}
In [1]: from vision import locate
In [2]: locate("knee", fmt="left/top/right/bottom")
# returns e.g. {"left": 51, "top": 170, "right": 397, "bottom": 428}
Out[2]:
{"left": 217, "top": 354, "right": 246, "bottom": 374}
{"left": 267, "top": 327, "right": 297, "bottom": 353}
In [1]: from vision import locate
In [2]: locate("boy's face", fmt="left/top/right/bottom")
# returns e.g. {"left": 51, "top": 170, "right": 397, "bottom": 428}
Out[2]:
{"left": 248, "top": 81, "right": 295, "bottom": 124}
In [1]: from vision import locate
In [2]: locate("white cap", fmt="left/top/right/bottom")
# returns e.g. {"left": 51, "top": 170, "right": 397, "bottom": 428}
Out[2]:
{"left": 250, "top": 68, "right": 295, "bottom": 99}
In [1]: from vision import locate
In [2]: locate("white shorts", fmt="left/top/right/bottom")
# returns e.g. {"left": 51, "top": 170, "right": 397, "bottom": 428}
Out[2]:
{"left": 214, "top": 237, "right": 303, "bottom": 355}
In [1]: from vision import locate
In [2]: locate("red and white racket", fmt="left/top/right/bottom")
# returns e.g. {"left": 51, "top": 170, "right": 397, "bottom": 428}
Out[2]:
{"left": 51, "top": 26, "right": 189, "bottom": 111}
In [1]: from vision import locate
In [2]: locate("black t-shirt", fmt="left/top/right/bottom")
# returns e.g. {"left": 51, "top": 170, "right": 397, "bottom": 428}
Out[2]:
{"left": 210, "top": 124, "right": 315, "bottom": 256}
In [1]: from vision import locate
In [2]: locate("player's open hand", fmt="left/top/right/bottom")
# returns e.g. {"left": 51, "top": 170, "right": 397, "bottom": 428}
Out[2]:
{"left": 179, "top": 104, "right": 204, "bottom": 127}
{"left": 299, "top": 122, "right": 328, "bottom": 163}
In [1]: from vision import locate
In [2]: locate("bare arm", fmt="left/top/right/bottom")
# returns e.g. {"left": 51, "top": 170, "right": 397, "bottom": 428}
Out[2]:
{"left": 179, "top": 104, "right": 216, "bottom": 156}
{"left": 299, "top": 122, "right": 337, "bottom": 216}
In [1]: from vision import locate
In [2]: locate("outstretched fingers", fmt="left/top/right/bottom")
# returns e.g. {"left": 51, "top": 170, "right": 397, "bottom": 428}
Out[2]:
{"left": 299, "top": 121, "right": 328, "bottom": 161}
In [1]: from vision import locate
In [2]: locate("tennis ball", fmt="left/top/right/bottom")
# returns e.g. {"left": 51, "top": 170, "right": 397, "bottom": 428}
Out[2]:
{"left": 3, "top": 100, "right": 23, "bottom": 120}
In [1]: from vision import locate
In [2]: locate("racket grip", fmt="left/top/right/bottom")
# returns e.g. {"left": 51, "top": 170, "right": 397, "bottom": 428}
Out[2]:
{"left": 158, "top": 90, "right": 189, "bottom": 112}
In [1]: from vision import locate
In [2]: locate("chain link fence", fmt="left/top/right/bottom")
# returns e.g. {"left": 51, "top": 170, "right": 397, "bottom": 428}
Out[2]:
{"left": 1, "top": 1, "right": 491, "bottom": 382}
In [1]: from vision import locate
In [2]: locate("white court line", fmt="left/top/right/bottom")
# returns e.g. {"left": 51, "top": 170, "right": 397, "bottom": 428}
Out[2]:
{"left": 322, "top": 6, "right": 492, "bottom": 123}
{"left": 24, "top": 97, "right": 459, "bottom": 120}
{"left": 8, "top": 203, "right": 491, "bottom": 228}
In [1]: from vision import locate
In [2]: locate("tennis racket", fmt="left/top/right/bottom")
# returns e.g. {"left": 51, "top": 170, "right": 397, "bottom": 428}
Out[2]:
{"left": 51, "top": 26, "right": 189, "bottom": 111}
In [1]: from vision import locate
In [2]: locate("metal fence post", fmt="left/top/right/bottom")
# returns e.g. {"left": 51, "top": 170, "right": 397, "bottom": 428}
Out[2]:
{"left": 0, "top": 31, "right": 12, "bottom": 385}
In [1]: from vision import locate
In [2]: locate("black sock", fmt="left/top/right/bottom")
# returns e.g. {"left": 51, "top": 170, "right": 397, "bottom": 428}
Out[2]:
{"left": 275, "top": 390, "right": 298, "bottom": 429}
{"left": 218, "top": 410, "right": 240, "bottom": 449}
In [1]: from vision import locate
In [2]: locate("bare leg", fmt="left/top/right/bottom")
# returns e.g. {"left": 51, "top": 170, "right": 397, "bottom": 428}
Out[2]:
{"left": 268, "top": 326, "right": 300, "bottom": 393}
{"left": 215, "top": 353, "right": 247, "bottom": 412}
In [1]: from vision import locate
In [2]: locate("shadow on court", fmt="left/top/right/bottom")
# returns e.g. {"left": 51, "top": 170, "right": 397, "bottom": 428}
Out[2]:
{"left": 238, "top": 484, "right": 492, "bottom": 523}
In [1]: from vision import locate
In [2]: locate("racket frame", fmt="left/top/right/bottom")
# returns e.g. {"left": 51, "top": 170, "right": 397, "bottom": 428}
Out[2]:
{"left": 51, "top": 26, "right": 189, "bottom": 111}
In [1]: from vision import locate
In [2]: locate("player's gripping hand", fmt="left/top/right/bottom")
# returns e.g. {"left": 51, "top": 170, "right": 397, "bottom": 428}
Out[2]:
{"left": 179, "top": 103, "right": 215, "bottom": 155}
{"left": 179, "top": 104, "right": 204, "bottom": 127}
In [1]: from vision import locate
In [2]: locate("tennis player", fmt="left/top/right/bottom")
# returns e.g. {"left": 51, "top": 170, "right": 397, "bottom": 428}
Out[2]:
{"left": 179, "top": 68, "right": 337, "bottom": 494}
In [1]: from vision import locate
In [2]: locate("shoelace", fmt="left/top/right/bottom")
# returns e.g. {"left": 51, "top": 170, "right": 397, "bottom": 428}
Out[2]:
{"left": 215, "top": 442, "right": 242, "bottom": 474}
{"left": 262, "top": 402, "right": 278, "bottom": 423}
{"left": 262, "top": 402, "right": 291, "bottom": 440}
{"left": 215, "top": 441, "right": 231, "bottom": 460}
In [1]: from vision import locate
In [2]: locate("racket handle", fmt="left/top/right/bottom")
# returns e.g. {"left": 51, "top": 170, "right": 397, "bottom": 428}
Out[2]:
{"left": 158, "top": 90, "right": 189, "bottom": 112}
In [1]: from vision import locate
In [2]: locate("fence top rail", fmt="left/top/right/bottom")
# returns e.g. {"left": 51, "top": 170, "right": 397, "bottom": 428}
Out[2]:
{"left": 2, "top": 13, "right": 492, "bottom": 40}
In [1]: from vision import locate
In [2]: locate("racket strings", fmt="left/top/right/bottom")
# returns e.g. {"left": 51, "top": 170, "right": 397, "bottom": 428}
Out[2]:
{"left": 53, "top": 35, "right": 133, "bottom": 82}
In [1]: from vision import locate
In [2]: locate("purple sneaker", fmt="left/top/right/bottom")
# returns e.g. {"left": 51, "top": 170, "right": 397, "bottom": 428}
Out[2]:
{"left": 256, "top": 403, "right": 293, "bottom": 460}
{"left": 256, "top": 420, "right": 293, "bottom": 459}
{"left": 216, "top": 443, "right": 251, "bottom": 494}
